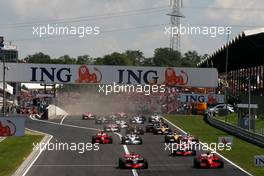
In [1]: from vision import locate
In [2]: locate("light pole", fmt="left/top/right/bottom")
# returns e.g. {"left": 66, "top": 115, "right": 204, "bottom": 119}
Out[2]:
{"left": 224, "top": 33, "right": 230, "bottom": 122}
{"left": 0, "top": 36, "right": 6, "bottom": 117}
{"left": 3, "top": 53, "right": 6, "bottom": 117}
{"left": 248, "top": 77, "right": 251, "bottom": 131}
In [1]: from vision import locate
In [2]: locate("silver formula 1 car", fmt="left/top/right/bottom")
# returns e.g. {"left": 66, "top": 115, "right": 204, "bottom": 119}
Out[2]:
{"left": 104, "top": 124, "right": 120, "bottom": 132}
{"left": 129, "top": 115, "right": 145, "bottom": 124}
{"left": 115, "top": 120, "right": 129, "bottom": 128}
{"left": 121, "top": 134, "right": 143, "bottom": 145}
{"left": 126, "top": 126, "right": 144, "bottom": 135}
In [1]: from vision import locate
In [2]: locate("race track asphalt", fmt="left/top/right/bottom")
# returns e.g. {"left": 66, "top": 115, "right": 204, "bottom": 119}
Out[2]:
{"left": 25, "top": 115, "right": 249, "bottom": 176}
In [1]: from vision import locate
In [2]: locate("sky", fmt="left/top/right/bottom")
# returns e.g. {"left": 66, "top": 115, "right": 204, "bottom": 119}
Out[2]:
{"left": 0, "top": 0, "right": 264, "bottom": 59}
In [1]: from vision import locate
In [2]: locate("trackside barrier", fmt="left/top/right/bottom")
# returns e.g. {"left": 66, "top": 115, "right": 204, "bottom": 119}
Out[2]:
{"left": 205, "top": 114, "right": 264, "bottom": 148}
{"left": 47, "top": 104, "right": 68, "bottom": 119}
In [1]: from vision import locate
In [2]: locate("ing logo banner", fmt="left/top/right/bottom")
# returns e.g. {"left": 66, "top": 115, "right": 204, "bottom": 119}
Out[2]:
{"left": 75, "top": 65, "right": 102, "bottom": 83}
{"left": 0, "top": 63, "right": 218, "bottom": 87}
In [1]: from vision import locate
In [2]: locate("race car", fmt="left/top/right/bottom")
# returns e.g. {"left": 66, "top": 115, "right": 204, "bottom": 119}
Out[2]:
{"left": 126, "top": 126, "right": 144, "bottom": 135}
{"left": 121, "top": 134, "right": 143, "bottom": 145}
{"left": 194, "top": 153, "right": 224, "bottom": 169}
{"left": 170, "top": 144, "right": 196, "bottom": 156}
{"left": 118, "top": 152, "right": 148, "bottom": 169}
{"left": 104, "top": 124, "right": 121, "bottom": 132}
{"left": 115, "top": 120, "right": 128, "bottom": 128}
{"left": 145, "top": 123, "right": 160, "bottom": 133}
{"left": 116, "top": 112, "right": 128, "bottom": 118}
{"left": 129, "top": 115, "right": 145, "bottom": 124}
{"left": 95, "top": 116, "right": 109, "bottom": 124}
{"left": 181, "top": 134, "right": 199, "bottom": 145}
{"left": 92, "top": 131, "right": 113, "bottom": 144}
{"left": 107, "top": 114, "right": 118, "bottom": 122}
{"left": 82, "top": 112, "right": 96, "bottom": 120}
{"left": 148, "top": 114, "right": 163, "bottom": 123}
{"left": 153, "top": 125, "right": 171, "bottom": 135}
{"left": 164, "top": 132, "right": 182, "bottom": 143}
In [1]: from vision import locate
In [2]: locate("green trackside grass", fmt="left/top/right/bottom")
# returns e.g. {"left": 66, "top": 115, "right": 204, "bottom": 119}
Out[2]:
{"left": 215, "top": 113, "right": 264, "bottom": 135}
{"left": 165, "top": 115, "right": 264, "bottom": 176}
{"left": 0, "top": 135, "right": 43, "bottom": 176}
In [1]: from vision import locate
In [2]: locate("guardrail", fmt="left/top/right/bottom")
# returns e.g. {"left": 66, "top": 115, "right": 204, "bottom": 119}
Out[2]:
{"left": 205, "top": 114, "right": 264, "bottom": 148}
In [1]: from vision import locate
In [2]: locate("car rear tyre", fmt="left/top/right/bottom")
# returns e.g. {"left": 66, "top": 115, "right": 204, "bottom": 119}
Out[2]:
{"left": 145, "top": 127, "right": 150, "bottom": 133}
{"left": 164, "top": 136, "right": 170, "bottom": 143}
{"left": 219, "top": 160, "right": 224, "bottom": 168}
{"left": 121, "top": 137, "right": 125, "bottom": 144}
{"left": 143, "top": 159, "right": 148, "bottom": 169}
{"left": 109, "top": 137, "right": 113, "bottom": 144}
{"left": 194, "top": 158, "right": 200, "bottom": 168}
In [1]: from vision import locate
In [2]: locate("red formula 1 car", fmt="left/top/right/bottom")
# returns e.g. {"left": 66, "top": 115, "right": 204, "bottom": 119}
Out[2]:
{"left": 92, "top": 131, "right": 113, "bottom": 144}
{"left": 181, "top": 134, "right": 199, "bottom": 145}
{"left": 194, "top": 153, "right": 224, "bottom": 169}
{"left": 119, "top": 153, "right": 148, "bottom": 169}
{"left": 82, "top": 112, "right": 96, "bottom": 120}
{"left": 170, "top": 143, "right": 196, "bottom": 156}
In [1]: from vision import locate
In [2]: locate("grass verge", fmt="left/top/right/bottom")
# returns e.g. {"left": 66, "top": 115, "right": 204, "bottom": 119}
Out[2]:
{"left": 215, "top": 113, "right": 264, "bottom": 135}
{"left": 166, "top": 115, "right": 264, "bottom": 176}
{"left": 0, "top": 134, "right": 43, "bottom": 176}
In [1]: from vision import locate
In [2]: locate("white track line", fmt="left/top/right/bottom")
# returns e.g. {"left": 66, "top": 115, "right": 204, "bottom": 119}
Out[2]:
{"left": 114, "top": 132, "right": 138, "bottom": 176}
{"left": 132, "top": 169, "right": 139, "bottom": 176}
{"left": 162, "top": 116, "right": 253, "bottom": 176}
{"left": 33, "top": 163, "right": 191, "bottom": 167}
{"left": 30, "top": 116, "right": 100, "bottom": 131}
{"left": 21, "top": 130, "right": 53, "bottom": 176}
{"left": 33, "top": 164, "right": 116, "bottom": 167}
{"left": 60, "top": 113, "right": 68, "bottom": 125}
{"left": 30, "top": 117, "right": 139, "bottom": 176}
{"left": 0, "top": 137, "right": 6, "bottom": 143}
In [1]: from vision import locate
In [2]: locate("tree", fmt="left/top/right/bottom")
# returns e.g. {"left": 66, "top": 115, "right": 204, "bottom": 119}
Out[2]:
{"left": 94, "top": 52, "right": 133, "bottom": 65}
{"left": 76, "top": 55, "right": 93, "bottom": 65}
{"left": 124, "top": 50, "right": 145, "bottom": 66}
{"left": 24, "top": 52, "right": 51, "bottom": 63}
{"left": 152, "top": 48, "right": 181, "bottom": 67}
{"left": 57, "top": 55, "right": 76, "bottom": 64}
{"left": 181, "top": 50, "right": 203, "bottom": 67}
{"left": 21, "top": 84, "right": 29, "bottom": 90}
{"left": 21, "top": 49, "right": 206, "bottom": 67}
{"left": 142, "top": 57, "right": 154, "bottom": 66}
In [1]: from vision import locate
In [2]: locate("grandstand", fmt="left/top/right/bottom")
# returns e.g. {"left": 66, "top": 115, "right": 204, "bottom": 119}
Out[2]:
{"left": 198, "top": 28, "right": 264, "bottom": 113}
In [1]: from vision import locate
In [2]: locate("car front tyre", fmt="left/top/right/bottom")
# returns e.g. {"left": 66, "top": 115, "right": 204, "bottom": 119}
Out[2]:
{"left": 119, "top": 158, "right": 125, "bottom": 169}
{"left": 92, "top": 136, "right": 96, "bottom": 144}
